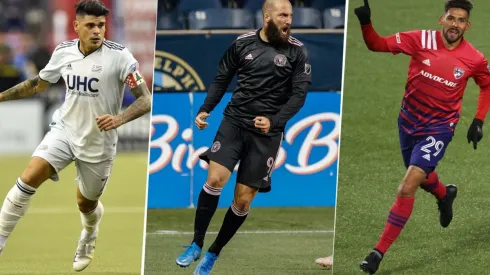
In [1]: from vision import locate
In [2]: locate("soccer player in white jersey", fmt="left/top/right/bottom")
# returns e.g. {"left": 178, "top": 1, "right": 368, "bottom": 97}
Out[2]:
{"left": 0, "top": 0, "right": 151, "bottom": 271}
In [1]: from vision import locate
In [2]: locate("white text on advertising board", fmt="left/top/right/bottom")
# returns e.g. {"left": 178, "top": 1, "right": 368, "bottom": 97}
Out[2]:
{"left": 149, "top": 113, "right": 340, "bottom": 175}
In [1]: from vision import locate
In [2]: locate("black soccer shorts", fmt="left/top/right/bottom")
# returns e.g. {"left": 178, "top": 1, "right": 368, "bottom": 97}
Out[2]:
{"left": 199, "top": 118, "right": 283, "bottom": 193}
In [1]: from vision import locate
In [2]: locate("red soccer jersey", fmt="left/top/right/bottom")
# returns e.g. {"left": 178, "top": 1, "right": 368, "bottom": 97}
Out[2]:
{"left": 384, "top": 30, "right": 490, "bottom": 135}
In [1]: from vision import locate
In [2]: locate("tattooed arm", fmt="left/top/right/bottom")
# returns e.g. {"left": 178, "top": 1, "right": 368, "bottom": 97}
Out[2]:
{"left": 117, "top": 83, "right": 152, "bottom": 124}
{"left": 95, "top": 82, "right": 151, "bottom": 131}
{"left": 0, "top": 76, "right": 50, "bottom": 102}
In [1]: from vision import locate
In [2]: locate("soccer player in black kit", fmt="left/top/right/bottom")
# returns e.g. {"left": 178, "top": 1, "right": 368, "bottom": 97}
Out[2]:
{"left": 175, "top": 0, "right": 312, "bottom": 274}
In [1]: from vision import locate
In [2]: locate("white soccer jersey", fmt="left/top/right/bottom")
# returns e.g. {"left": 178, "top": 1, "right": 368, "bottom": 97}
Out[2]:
{"left": 39, "top": 39, "right": 138, "bottom": 163}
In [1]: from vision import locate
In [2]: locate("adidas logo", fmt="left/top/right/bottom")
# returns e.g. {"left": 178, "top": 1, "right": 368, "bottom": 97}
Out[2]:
{"left": 422, "top": 153, "right": 431, "bottom": 161}
{"left": 245, "top": 53, "right": 253, "bottom": 60}
{"left": 67, "top": 63, "right": 72, "bottom": 69}
{"left": 422, "top": 59, "right": 431, "bottom": 66}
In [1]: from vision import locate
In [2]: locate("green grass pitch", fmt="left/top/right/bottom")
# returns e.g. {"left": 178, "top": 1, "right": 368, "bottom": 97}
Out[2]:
{"left": 0, "top": 152, "right": 147, "bottom": 274}
{"left": 144, "top": 207, "right": 334, "bottom": 275}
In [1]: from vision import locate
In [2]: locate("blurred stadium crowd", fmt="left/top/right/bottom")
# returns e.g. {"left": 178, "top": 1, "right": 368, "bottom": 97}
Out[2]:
{"left": 157, "top": 0, "right": 346, "bottom": 30}
{"left": 0, "top": 0, "right": 56, "bottom": 124}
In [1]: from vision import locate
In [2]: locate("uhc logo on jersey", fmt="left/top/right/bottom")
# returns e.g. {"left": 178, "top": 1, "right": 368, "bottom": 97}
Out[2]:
{"left": 66, "top": 74, "right": 100, "bottom": 96}
{"left": 153, "top": 50, "right": 205, "bottom": 92}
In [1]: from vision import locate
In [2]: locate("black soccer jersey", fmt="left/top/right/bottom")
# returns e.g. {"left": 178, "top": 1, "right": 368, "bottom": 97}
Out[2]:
{"left": 199, "top": 29, "right": 312, "bottom": 135}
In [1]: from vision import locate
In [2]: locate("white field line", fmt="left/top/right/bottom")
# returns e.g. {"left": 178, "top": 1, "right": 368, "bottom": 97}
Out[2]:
{"left": 27, "top": 207, "right": 143, "bottom": 214}
{"left": 148, "top": 229, "right": 334, "bottom": 235}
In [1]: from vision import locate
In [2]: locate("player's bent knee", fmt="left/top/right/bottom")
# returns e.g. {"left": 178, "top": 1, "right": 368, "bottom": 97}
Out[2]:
{"left": 206, "top": 161, "right": 232, "bottom": 188}
{"left": 19, "top": 173, "right": 38, "bottom": 188}
{"left": 77, "top": 196, "right": 98, "bottom": 213}
{"left": 397, "top": 165, "right": 427, "bottom": 197}
{"left": 233, "top": 199, "right": 251, "bottom": 211}
{"left": 233, "top": 195, "right": 253, "bottom": 211}
{"left": 397, "top": 183, "right": 416, "bottom": 197}
{"left": 206, "top": 173, "right": 226, "bottom": 188}
{"left": 397, "top": 177, "right": 422, "bottom": 197}
{"left": 20, "top": 157, "right": 55, "bottom": 188}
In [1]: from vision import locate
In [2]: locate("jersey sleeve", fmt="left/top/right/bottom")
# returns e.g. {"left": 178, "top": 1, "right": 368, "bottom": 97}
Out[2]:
{"left": 119, "top": 48, "right": 140, "bottom": 86}
{"left": 385, "top": 30, "right": 422, "bottom": 56}
{"left": 473, "top": 56, "right": 490, "bottom": 121}
{"left": 38, "top": 48, "right": 63, "bottom": 83}
{"left": 216, "top": 39, "right": 239, "bottom": 80}
{"left": 473, "top": 56, "right": 490, "bottom": 88}
{"left": 292, "top": 46, "right": 312, "bottom": 84}
{"left": 198, "top": 40, "right": 239, "bottom": 113}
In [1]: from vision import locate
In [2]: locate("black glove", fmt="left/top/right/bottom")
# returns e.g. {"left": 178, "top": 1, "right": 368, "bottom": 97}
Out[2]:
{"left": 354, "top": 0, "right": 371, "bottom": 25}
{"left": 467, "top": 118, "right": 483, "bottom": 150}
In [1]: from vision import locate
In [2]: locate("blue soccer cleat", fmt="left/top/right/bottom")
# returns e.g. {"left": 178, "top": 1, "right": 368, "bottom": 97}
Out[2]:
{"left": 193, "top": 252, "right": 219, "bottom": 275}
{"left": 176, "top": 242, "right": 202, "bottom": 268}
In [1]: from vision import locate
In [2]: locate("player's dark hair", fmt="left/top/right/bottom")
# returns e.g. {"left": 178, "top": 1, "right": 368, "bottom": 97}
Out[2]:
{"left": 445, "top": 0, "right": 473, "bottom": 17}
{"left": 75, "top": 0, "right": 110, "bottom": 17}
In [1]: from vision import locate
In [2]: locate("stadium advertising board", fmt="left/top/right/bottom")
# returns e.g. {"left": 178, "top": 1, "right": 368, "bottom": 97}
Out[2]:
{"left": 0, "top": 101, "right": 44, "bottom": 154}
{"left": 148, "top": 92, "right": 340, "bottom": 208}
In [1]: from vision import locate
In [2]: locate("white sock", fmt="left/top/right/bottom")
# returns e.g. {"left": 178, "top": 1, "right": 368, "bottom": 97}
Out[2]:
{"left": 0, "top": 178, "right": 36, "bottom": 247}
{"left": 80, "top": 201, "right": 104, "bottom": 240}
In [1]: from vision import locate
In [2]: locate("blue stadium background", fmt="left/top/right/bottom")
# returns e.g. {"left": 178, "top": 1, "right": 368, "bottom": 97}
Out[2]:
{"left": 149, "top": 0, "right": 344, "bottom": 208}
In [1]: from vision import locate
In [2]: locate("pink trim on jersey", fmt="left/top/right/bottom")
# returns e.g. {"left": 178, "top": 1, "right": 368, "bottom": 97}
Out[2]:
{"left": 237, "top": 31, "right": 256, "bottom": 40}
{"left": 288, "top": 36, "right": 304, "bottom": 46}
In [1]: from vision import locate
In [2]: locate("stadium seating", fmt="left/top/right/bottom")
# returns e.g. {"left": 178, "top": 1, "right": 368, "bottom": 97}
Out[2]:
{"left": 256, "top": 7, "right": 322, "bottom": 29}
{"left": 311, "top": 0, "right": 346, "bottom": 10}
{"left": 177, "top": 0, "right": 223, "bottom": 14}
{"left": 323, "top": 5, "right": 345, "bottom": 29}
{"left": 243, "top": 0, "right": 263, "bottom": 13}
{"left": 291, "top": 7, "right": 322, "bottom": 28}
{"left": 158, "top": 11, "right": 183, "bottom": 30}
{"left": 159, "top": 0, "right": 346, "bottom": 30}
{"left": 188, "top": 8, "right": 254, "bottom": 30}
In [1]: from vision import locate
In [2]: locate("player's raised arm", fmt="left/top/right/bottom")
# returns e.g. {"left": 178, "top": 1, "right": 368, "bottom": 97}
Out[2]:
{"left": 354, "top": 0, "right": 420, "bottom": 55}
{"left": 268, "top": 47, "right": 311, "bottom": 131}
{"left": 354, "top": 0, "right": 389, "bottom": 52}
{"left": 0, "top": 76, "right": 50, "bottom": 102}
{"left": 198, "top": 41, "right": 239, "bottom": 115}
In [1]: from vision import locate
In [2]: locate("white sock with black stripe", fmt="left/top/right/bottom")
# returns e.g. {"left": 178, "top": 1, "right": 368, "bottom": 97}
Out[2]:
{"left": 0, "top": 178, "right": 37, "bottom": 247}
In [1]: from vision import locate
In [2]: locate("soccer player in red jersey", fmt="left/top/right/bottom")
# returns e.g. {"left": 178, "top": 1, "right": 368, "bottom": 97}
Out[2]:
{"left": 353, "top": 0, "right": 490, "bottom": 273}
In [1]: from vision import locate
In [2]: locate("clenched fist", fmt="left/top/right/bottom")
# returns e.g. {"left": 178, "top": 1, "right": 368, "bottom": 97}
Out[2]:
{"left": 195, "top": 112, "right": 210, "bottom": 130}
